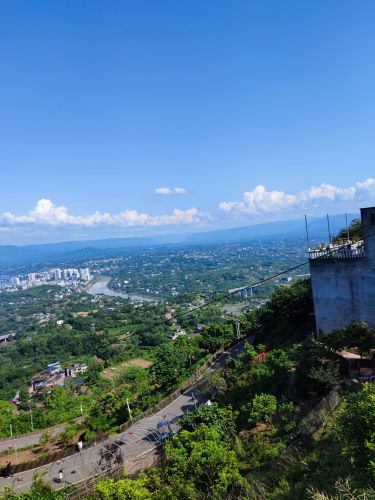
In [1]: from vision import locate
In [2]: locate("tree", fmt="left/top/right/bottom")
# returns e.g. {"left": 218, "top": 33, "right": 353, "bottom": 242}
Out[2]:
{"left": 308, "top": 362, "right": 340, "bottom": 393}
{"left": 333, "top": 218, "right": 362, "bottom": 243}
{"left": 179, "top": 403, "right": 237, "bottom": 440}
{"left": 294, "top": 338, "right": 339, "bottom": 394}
{"left": 151, "top": 336, "right": 200, "bottom": 393}
{"left": 201, "top": 371, "right": 227, "bottom": 399}
{"left": 95, "top": 477, "right": 152, "bottom": 500}
{"left": 277, "top": 400, "right": 300, "bottom": 433}
{"left": 60, "top": 424, "right": 79, "bottom": 446}
{"left": 336, "top": 383, "right": 375, "bottom": 481}
{"left": 246, "top": 393, "right": 277, "bottom": 426}
{"left": 87, "top": 389, "right": 129, "bottom": 433}
{"left": 165, "top": 425, "right": 247, "bottom": 498}
{"left": 198, "top": 323, "right": 235, "bottom": 352}
{"left": 0, "top": 400, "right": 12, "bottom": 438}
{"left": 328, "top": 321, "right": 375, "bottom": 358}
{"left": 17, "top": 387, "right": 31, "bottom": 411}
{"left": 344, "top": 321, "right": 374, "bottom": 358}
{"left": 253, "top": 280, "right": 314, "bottom": 345}
{"left": 44, "top": 386, "right": 66, "bottom": 412}
{"left": 243, "top": 341, "right": 257, "bottom": 362}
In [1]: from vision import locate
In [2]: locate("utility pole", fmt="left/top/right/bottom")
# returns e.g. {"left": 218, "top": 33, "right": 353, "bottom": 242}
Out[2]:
{"left": 9, "top": 424, "right": 18, "bottom": 464}
{"left": 126, "top": 398, "right": 132, "bottom": 420}
{"left": 345, "top": 213, "right": 350, "bottom": 241}
{"left": 28, "top": 401, "right": 34, "bottom": 432}
{"left": 304, "top": 214, "right": 311, "bottom": 251}
{"left": 327, "top": 214, "right": 332, "bottom": 245}
{"left": 235, "top": 320, "right": 241, "bottom": 342}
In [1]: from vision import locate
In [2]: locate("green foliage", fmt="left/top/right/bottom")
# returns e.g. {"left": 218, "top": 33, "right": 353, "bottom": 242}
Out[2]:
{"left": 198, "top": 323, "right": 235, "bottom": 352}
{"left": 333, "top": 218, "right": 362, "bottom": 243}
{"left": 164, "top": 425, "right": 247, "bottom": 498}
{"left": 223, "top": 347, "right": 293, "bottom": 411}
{"left": 0, "top": 400, "right": 12, "bottom": 436}
{"left": 294, "top": 338, "right": 340, "bottom": 394}
{"left": 44, "top": 386, "right": 66, "bottom": 411}
{"left": 39, "top": 431, "right": 49, "bottom": 446}
{"left": 253, "top": 279, "right": 314, "bottom": 346}
{"left": 295, "top": 321, "right": 375, "bottom": 395}
{"left": 179, "top": 403, "right": 237, "bottom": 440}
{"left": 277, "top": 400, "right": 300, "bottom": 433}
{"left": 94, "top": 476, "right": 152, "bottom": 499}
{"left": 151, "top": 336, "right": 201, "bottom": 393}
{"left": 243, "top": 341, "right": 257, "bottom": 362}
{"left": 242, "top": 426, "right": 287, "bottom": 471}
{"left": 201, "top": 371, "right": 227, "bottom": 399}
{"left": 308, "top": 363, "right": 340, "bottom": 393}
{"left": 60, "top": 423, "right": 79, "bottom": 446}
{"left": 330, "top": 321, "right": 375, "bottom": 358}
{"left": 336, "top": 384, "right": 375, "bottom": 481}
{"left": 245, "top": 393, "right": 277, "bottom": 426}
{"left": 87, "top": 389, "right": 129, "bottom": 433}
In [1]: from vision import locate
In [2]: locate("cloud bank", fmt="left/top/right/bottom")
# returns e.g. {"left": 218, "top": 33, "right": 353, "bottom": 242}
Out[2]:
{"left": 1, "top": 179, "right": 374, "bottom": 243}
{"left": 219, "top": 178, "right": 375, "bottom": 215}
{"left": 0, "top": 199, "right": 207, "bottom": 228}
{"left": 155, "top": 187, "right": 187, "bottom": 195}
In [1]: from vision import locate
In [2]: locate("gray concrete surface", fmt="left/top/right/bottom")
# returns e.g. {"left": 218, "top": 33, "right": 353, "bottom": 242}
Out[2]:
{"left": 0, "top": 339, "right": 247, "bottom": 495}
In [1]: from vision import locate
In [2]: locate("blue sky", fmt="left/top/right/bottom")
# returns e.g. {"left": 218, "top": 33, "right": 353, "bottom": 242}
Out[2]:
{"left": 1, "top": 1, "right": 375, "bottom": 244}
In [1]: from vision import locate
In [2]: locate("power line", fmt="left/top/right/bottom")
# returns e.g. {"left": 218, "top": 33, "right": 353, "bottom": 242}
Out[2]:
{"left": 132, "top": 229, "right": 374, "bottom": 337}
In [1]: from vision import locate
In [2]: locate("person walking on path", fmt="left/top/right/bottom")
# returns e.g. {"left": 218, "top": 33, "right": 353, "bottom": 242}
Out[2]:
{"left": 58, "top": 469, "right": 64, "bottom": 485}
{"left": 77, "top": 440, "right": 83, "bottom": 453}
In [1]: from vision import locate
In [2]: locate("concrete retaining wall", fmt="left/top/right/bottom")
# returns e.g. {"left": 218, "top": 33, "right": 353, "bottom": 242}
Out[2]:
{"left": 296, "top": 387, "right": 341, "bottom": 442}
{"left": 310, "top": 206, "right": 375, "bottom": 334}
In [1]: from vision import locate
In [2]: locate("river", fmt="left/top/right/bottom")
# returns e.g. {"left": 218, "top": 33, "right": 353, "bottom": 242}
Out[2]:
{"left": 87, "top": 277, "right": 155, "bottom": 304}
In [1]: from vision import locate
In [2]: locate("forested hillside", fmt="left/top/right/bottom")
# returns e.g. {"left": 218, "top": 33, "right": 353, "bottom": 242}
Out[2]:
{"left": 6, "top": 280, "right": 374, "bottom": 499}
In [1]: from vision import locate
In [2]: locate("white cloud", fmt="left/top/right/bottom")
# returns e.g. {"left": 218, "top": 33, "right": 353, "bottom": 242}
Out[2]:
{"left": 0, "top": 199, "right": 207, "bottom": 228}
{"left": 219, "top": 178, "right": 375, "bottom": 215}
{"left": 154, "top": 187, "right": 187, "bottom": 195}
{"left": 355, "top": 178, "right": 375, "bottom": 193}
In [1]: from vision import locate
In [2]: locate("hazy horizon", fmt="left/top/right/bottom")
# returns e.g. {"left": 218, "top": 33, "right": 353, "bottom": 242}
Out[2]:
{"left": 0, "top": 210, "right": 361, "bottom": 248}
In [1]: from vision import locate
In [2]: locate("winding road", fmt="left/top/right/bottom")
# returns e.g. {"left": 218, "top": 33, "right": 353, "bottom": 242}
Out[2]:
{"left": 0, "top": 424, "right": 68, "bottom": 454}
{"left": 0, "top": 340, "right": 247, "bottom": 495}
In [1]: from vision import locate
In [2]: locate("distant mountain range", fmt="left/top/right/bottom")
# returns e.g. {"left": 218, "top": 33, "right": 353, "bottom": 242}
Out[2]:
{"left": 0, "top": 213, "right": 359, "bottom": 266}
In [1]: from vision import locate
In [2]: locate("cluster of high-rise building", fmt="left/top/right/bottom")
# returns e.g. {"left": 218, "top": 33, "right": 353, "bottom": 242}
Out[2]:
{"left": 7, "top": 267, "right": 92, "bottom": 289}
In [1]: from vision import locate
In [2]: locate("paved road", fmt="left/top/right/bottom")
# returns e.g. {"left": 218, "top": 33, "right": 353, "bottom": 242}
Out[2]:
{"left": 0, "top": 425, "right": 66, "bottom": 454}
{"left": 0, "top": 340, "right": 247, "bottom": 495}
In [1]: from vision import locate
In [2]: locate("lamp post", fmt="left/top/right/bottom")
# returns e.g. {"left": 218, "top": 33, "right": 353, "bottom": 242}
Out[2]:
{"left": 126, "top": 398, "right": 132, "bottom": 420}
{"left": 28, "top": 401, "right": 34, "bottom": 432}
{"left": 235, "top": 320, "right": 241, "bottom": 342}
{"left": 9, "top": 424, "right": 18, "bottom": 464}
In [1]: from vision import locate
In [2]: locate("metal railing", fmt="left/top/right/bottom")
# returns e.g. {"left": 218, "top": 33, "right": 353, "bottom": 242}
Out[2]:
{"left": 309, "top": 243, "right": 365, "bottom": 260}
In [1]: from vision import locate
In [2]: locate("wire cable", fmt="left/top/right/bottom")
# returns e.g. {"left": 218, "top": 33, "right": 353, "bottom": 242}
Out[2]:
{"left": 129, "top": 230, "right": 374, "bottom": 336}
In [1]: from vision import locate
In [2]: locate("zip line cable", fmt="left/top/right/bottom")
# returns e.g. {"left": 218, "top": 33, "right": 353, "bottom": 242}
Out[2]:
{"left": 125, "top": 230, "right": 375, "bottom": 337}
